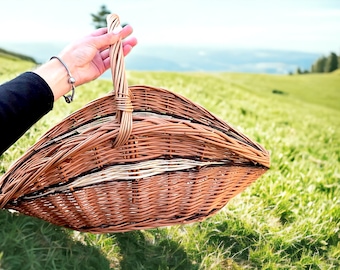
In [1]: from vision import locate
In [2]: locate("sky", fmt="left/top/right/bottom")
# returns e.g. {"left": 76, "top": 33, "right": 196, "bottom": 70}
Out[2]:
{"left": 0, "top": 0, "right": 339, "bottom": 54}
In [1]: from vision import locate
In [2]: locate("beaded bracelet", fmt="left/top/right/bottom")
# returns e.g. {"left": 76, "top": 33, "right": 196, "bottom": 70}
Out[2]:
{"left": 50, "top": 56, "right": 76, "bottom": 103}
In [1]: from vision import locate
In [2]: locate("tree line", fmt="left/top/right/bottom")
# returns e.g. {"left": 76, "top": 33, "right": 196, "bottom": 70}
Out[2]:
{"left": 295, "top": 51, "right": 339, "bottom": 74}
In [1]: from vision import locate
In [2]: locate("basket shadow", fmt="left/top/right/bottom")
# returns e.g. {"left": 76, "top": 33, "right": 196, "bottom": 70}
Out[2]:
{"left": 0, "top": 210, "right": 110, "bottom": 270}
{"left": 112, "top": 230, "right": 196, "bottom": 270}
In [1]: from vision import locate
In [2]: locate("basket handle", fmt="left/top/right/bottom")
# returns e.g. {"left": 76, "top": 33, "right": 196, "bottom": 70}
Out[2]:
{"left": 107, "top": 14, "right": 133, "bottom": 147}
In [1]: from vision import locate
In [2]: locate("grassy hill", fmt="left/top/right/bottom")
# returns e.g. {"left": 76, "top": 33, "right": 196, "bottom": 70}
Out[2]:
{"left": 0, "top": 53, "right": 339, "bottom": 269}
{"left": 0, "top": 48, "right": 37, "bottom": 63}
{"left": 0, "top": 49, "right": 37, "bottom": 84}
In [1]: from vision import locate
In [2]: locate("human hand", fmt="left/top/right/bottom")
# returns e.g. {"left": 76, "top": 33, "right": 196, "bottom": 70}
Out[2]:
{"left": 58, "top": 25, "right": 137, "bottom": 86}
{"left": 34, "top": 25, "right": 137, "bottom": 101}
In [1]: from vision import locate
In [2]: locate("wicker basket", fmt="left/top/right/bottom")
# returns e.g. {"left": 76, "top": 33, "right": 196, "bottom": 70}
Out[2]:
{"left": 0, "top": 14, "right": 270, "bottom": 233}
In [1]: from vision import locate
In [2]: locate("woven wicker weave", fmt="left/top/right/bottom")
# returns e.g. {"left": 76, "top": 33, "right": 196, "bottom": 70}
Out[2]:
{"left": 0, "top": 14, "right": 270, "bottom": 233}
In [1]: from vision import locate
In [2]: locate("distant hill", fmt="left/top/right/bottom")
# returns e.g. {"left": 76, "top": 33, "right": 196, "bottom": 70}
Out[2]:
{"left": 1, "top": 42, "right": 320, "bottom": 74}
{"left": 0, "top": 48, "right": 37, "bottom": 64}
{"left": 0, "top": 48, "right": 37, "bottom": 83}
{"left": 125, "top": 46, "right": 320, "bottom": 74}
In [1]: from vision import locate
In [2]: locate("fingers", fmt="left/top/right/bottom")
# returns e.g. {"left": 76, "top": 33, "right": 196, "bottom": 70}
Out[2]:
{"left": 99, "top": 36, "right": 137, "bottom": 59}
{"left": 123, "top": 45, "right": 133, "bottom": 56}
{"left": 123, "top": 37, "right": 137, "bottom": 48}
{"left": 100, "top": 41, "right": 136, "bottom": 69}
{"left": 100, "top": 48, "right": 110, "bottom": 59}
{"left": 94, "top": 25, "right": 137, "bottom": 72}
{"left": 118, "top": 25, "right": 133, "bottom": 39}
{"left": 92, "top": 25, "right": 134, "bottom": 51}
{"left": 122, "top": 40, "right": 137, "bottom": 56}
{"left": 88, "top": 27, "right": 108, "bottom": 37}
{"left": 100, "top": 37, "right": 136, "bottom": 70}
{"left": 102, "top": 45, "right": 131, "bottom": 70}
{"left": 89, "top": 24, "right": 133, "bottom": 39}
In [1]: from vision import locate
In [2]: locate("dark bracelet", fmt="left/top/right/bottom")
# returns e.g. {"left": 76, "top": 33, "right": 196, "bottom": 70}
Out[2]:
{"left": 50, "top": 56, "right": 76, "bottom": 103}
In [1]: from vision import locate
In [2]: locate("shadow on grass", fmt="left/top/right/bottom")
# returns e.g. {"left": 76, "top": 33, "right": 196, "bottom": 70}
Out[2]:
{"left": 0, "top": 210, "right": 110, "bottom": 270}
{"left": 1, "top": 209, "right": 255, "bottom": 269}
{"left": 112, "top": 230, "right": 195, "bottom": 270}
{"left": 0, "top": 210, "right": 195, "bottom": 270}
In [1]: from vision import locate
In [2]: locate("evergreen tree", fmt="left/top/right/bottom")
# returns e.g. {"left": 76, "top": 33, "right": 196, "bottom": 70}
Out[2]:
{"left": 311, "top": 56, "right": 327, "bottom": 73}
{"left": 91, "top": 5, "right": 111, "bottom": 29}
{"left": 324, "top": 52, "right": 338, "bottom": 72}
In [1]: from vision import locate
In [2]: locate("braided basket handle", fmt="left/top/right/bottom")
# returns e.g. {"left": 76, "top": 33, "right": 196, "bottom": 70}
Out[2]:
{"left": 107, "top": 14, "right": 133, "bottom": 147}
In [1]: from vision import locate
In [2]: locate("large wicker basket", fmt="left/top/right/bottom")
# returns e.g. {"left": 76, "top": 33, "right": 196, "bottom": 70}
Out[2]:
{"left": 0, "top": 14, "right": 270, "bottom": 233}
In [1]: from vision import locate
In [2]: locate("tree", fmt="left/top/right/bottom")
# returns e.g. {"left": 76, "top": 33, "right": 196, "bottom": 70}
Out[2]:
{"left": 91, "top": 5, "right": 111, "bottom": 29}
{"left": 311, "top": 56, "right": 327, "bottom": 73}
{"left": 324, "top": 52, "right": 338, "bottom": 73}
{"left": 296, "top": 67, "right": 302, "bottom": 74}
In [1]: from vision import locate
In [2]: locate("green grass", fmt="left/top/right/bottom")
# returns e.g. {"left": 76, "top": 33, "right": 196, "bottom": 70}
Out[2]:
{"left": 0, "top": 53, "right": 37, "bottom": 85}
{"left": 0, "top": 54, "right": 339, "bottom": 269}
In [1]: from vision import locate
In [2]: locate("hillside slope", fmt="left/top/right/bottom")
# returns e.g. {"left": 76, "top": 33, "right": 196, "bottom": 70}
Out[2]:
{"left": 1, "top": 56, "right": 339, "bottom": 269}
{"left": 0, "top": 48, "right": 36, "bottom": 63}
{"left": 0, "top": 50, "right": 37, "bottom": 84}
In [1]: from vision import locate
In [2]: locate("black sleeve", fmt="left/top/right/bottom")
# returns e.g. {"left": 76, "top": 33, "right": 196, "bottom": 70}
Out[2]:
{"left": 0, "top": 72, "right": 54, "bottom": 155}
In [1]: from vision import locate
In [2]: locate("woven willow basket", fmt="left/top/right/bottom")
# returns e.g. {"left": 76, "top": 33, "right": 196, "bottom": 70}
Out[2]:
{"left": 0, "top": 14, "right": 270, "bottom": 233}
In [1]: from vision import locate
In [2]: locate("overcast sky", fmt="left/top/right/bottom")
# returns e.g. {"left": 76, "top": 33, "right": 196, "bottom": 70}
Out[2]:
{"left": 0, "top": 0, "right": 339, "bottom": 54}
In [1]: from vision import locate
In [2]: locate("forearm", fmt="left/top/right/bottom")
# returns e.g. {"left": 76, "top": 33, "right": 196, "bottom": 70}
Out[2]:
{"left": 0, "top": 24, "right": 136, "bottom": 155}
{"left": 0, "top": 72, "right": 54, "bottom": 155}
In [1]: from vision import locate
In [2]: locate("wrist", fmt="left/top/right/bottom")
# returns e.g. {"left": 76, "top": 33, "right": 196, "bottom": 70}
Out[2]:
{"left": 50, "top": 56, "right": 76, "bottom": 103}
{"left": 34, "top": 57, "right": 75, "bottom": 102}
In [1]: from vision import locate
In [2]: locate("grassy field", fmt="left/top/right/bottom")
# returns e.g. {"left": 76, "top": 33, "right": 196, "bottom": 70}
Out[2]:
{"left": 0, "top": 54, "right": 339, "bottom": 269}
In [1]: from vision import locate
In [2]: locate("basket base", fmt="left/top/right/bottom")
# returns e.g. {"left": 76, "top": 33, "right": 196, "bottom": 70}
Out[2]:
{"left": 7, "top": 166, "right": 267, "bottom": 233}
